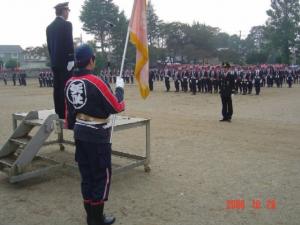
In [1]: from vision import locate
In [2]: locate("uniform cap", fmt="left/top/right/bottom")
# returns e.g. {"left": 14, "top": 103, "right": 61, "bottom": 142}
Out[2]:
{"left": 54, "top": 2, "right": 69, "bottom": 10}
{"left": 75, "top": 44, "right": 94, "bottom": 63}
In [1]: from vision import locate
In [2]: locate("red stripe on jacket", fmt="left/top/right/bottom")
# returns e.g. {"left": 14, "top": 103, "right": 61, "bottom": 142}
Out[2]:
{"left": 66, "top": 74, "right": 125, "bottom": 113}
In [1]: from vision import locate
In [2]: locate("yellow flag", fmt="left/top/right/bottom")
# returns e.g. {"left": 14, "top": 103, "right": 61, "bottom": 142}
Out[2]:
{"left": 129, "top": 0, "right": 149, "bottom": 99}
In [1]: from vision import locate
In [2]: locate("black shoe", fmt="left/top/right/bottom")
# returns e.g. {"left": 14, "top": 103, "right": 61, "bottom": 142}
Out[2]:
{"left": 90, "top": 204, "right": 116, "bottom": 225}
{"left": 103, "top": 214, "right": 116, "bottom": 225}
{"left": 227, "top": 119, "right": 231, "bottom": 122}
{"left": 219, "top": 118, "right": 228, "bottom": 122}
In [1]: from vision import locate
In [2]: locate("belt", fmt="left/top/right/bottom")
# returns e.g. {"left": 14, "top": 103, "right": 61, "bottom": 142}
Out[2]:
{"left": 76, "top": 113, "right": 108, "bottom": 124}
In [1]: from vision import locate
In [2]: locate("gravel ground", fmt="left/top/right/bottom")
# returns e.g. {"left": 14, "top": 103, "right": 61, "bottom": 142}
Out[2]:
{"left": 0, "top": 79, "right": 299, "bottom": 225}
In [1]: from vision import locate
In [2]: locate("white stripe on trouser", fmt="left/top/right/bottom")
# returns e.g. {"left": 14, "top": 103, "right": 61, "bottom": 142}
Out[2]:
{"left": 102, "top": 168, "right": 110, "bottom": 200}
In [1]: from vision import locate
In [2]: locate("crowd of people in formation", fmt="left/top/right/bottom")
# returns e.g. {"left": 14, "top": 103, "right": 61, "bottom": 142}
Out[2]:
{"left": 0, "top": 71, "right": 27, "bottom": 86}
{"left": 147, "top": 64, "right": 300, "bottom": 95}
{"left": 2, "top": 65, "right": 299, "bottom": 94}
{"left": 38, "top": 71, "right": 54, "bottom": 87}
{"left": 36, "top": 69, "right": 135, "bottom": 87}
{"left": 98, "top": 69, "right": 135, "bottom": 84}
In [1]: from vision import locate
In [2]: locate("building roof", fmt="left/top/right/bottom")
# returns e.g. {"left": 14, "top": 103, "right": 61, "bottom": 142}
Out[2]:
{"left": 0, "top": 45, "right": 23, "bottom": 53}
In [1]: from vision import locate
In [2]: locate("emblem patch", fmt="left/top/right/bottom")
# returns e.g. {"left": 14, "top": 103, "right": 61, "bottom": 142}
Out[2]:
{"left": 66, "top": 80, "right": 87, "bottom": 109}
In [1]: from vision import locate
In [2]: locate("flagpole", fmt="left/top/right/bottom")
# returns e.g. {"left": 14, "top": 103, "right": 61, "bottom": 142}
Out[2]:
{"left": 110, "top": 26, "right": 130, "bottom": 143}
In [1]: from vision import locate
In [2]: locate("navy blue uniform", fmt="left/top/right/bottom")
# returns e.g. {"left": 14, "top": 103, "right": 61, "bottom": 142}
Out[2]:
{"left": 65, "top": 69, "right": 124, "bottom": 205}
{"left": 220, "top": 72, "right": 235, "bottom": 121}
{"left": 47, "top": 16, "right": 74, "bottom": 119}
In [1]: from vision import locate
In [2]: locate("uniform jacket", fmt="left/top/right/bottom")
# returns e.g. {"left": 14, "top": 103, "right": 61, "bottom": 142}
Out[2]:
{"left": 46, "top": 17, "right": 74, "bottom": 69}
{"left": 65, "top": 69, "right": 125, "bottom": 143}
{"left": 219, "top": 72, "right": 235, "bottom": 96}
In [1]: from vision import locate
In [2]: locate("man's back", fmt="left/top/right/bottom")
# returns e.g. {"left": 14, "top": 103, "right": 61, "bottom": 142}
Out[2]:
{"left": 46, "top": 17, "right": 74, "bottom": 69}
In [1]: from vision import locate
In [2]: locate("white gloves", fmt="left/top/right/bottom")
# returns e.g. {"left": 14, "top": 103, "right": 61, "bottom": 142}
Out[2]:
{"left": 116, "top": 76, "right": 125, "bottom": 88}
{"left": 67, "top": 61, "right": 75, "bottom": 71}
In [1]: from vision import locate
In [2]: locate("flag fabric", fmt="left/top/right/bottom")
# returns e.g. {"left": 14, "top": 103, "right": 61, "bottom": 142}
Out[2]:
{"left": 129, "top": 0, "right": 149, "bottom": 99}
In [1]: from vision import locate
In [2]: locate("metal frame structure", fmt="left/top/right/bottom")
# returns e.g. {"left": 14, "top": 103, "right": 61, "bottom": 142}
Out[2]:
{"left": 0, "top": 109, "right": 150, "bottom": 183}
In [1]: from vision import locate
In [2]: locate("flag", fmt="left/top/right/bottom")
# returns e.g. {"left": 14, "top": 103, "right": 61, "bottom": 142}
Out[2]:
{"left": 129, "top": 0, "right": 149, "bottom": 99}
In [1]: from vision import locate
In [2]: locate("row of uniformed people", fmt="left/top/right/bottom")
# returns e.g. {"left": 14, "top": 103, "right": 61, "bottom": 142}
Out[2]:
{"left": 149, "top": 68, "right": 299, "bottom": 95}
{"left": 1, "top": 72, "right": 27, "bottom": 86}
{"left": 97, "top": 70, "right": 135, "bottom": 84}
{"left": 38, "top": 72, "right": 54, "bottom": 87}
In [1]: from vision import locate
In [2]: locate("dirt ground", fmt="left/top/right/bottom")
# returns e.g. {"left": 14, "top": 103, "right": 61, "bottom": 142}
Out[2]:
{"left": 0, "top": 79, "right": 299, "bottom": 225}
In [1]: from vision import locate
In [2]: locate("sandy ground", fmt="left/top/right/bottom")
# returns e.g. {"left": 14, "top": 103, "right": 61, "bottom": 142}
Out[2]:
{"left": 0, "top": 79, "right": 299, "bottom": 225}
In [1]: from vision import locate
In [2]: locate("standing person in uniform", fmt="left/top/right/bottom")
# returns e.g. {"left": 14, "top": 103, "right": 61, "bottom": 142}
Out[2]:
{"left": 12, "top": 73, "right": 16, "bottom": 86}
{"left": 287, "top": 73, "right": 293, "bottom": 88}
{"left": 219, "top": 63, "right": 235, "bottom": 122}
{"left": 174, "top": 71, "right": 181, "bottom": 92}
{"left": 3, "top": 73, "right": 7, "bottom": 85}
{"left": 190, "top": 73, "right": 197, "bottom": 95}
{"left": 164, "top": 71, "right": 170, "bottom": 92}
{"left": 182, "top": 72, "right": 188, "bottom": 92}
{"left": 65, "top": 44, "right": 124, "bottom": 225}
{"left": 38, "top": 72, "right": 43, "bottom": 87}
{"left": 149, "top": 69, "right": 154, "bottom": 91}
{"left": 22, "top": 72, "right": 27, "bottom": 86}
{"left": 46, "top": 2, "right": 74, "bottom": 119}
{"left": 254, "top": 74, "right": 262, "bottom": 95}
{"left": 17, "top": 73, "right": 22, "bottom": 86}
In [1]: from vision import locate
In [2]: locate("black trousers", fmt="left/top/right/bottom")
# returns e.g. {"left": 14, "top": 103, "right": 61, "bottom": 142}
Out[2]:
{"left": 221, "top": 95, "right": 233, "bottom": 120}
{"left": 165, "top": 81, "right": 170, "bottom": 91}
{"left": 52, "top": 68, "right": 71, "bottom": 119}
{"left": 149, "top": 80, "right": 153, "bottom": 91}
{"left": 255, "top": 86, "right": 260, "bottom": 95}
{"left": 75, "top": 140, "right": 112, "bottom": 204}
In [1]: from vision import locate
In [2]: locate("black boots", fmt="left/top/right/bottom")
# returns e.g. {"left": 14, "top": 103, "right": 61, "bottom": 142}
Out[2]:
{"left": 84, "top": 202, "right": 92, "bottom": 225}
{"left": 87, "top": 203, "right": 115, "bottom": 225}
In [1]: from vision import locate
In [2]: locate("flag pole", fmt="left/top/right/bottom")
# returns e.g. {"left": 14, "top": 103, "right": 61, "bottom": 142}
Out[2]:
{"left": 110, "top": 26, "right": 130, "bottom": 143}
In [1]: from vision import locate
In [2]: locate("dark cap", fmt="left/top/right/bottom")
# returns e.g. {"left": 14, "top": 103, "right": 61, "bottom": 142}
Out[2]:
{"left": 75, "top": 44, "right": 94, "bottom": 64}
{"left": 54, "top": 2, "right": 69, "bottom": 10}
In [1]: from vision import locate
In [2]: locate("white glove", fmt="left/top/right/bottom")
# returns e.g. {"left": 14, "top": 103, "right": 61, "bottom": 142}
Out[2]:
{"left": 67, "top": 61, "right": 74, "bottom": 71}
{"left": 116, "top": 76, "right": 124, "bottom": 88}
{"left": 231, "top": 93, "right": 234, "bottom": 97}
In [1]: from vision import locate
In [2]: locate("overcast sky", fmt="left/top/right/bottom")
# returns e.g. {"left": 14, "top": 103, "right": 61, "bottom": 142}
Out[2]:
{"left": 0, "top": 0, "right": 270, "bottom": 49}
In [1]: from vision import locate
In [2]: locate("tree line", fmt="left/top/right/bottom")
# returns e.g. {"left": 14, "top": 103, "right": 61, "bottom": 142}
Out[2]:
{"left": 22, "top": 0, "right": 300, "bottom": 72}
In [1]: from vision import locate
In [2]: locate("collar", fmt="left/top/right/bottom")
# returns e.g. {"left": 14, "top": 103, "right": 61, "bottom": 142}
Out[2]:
{"left": 74, "top": 68, "right": 93, "bottom": 76}
{"left": 57, "top": 16, "right": 65, "bottom": 21}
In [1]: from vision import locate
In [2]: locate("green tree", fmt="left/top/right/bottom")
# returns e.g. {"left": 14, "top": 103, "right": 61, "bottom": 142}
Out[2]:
{"left": 80, "top": 0, "right": 120, "bottom": 55}
{"left": 184, "top": 23, "right": 218, "bottom": 61}
{"left": 80, "top": 0, "right": 133, "bottom": 69}
{"left": 5, "top": 59, "right": 19, "bottom": 69}
{"left": 214, "top": 32, "right": 231, "bottom": 49}
{"left": 266, "top": 0, "right": 300, "bottom": 64}
{"left": 110, "top": 11, "right": 131, "bottom": 67}
{"left": 245, "top": 26, "right": 267, "bottom": 51}
{"left": 147, "top": 0, "right": 161, "bottom": 47}
{"left": 246, "top": 51, "right": 268, "bottom": 64}
{"left": 163, "top": 22, "right": 188, "bottom": 62}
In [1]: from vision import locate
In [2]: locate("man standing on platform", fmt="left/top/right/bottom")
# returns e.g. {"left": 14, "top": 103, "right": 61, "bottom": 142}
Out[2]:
{"left": 219, "top": 63, "right": 235, "bottom": 122}
{"left": 46, "top": 2, "right": 74, "bottom": 119}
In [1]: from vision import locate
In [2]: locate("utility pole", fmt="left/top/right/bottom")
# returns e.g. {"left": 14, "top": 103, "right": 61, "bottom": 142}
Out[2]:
{"left": 239, "top": 30, "right": 242, "bottom": 63}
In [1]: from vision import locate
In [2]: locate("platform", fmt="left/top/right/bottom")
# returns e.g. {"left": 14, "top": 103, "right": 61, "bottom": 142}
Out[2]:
{"left": 0, "top": 109, "right": 150, "bottom": 183}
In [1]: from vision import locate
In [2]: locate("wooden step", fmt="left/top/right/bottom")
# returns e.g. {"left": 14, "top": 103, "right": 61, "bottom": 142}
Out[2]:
{"left": 24, "top": 119, "right": 45, "bottom": 126}
{"left": 10, "top": 136, "right": 31, "bottom": 146}
{"left": 0, "top": 154, "right": 18, "bottom": 167}
{"left": 9, "top": 156, "right": 62, "bottom": 183}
